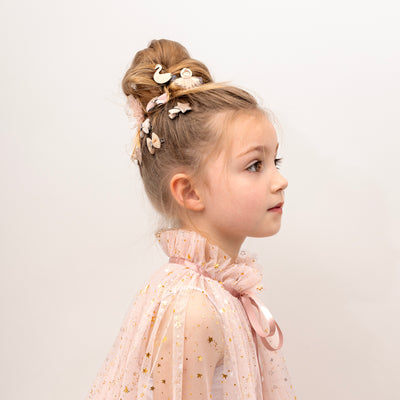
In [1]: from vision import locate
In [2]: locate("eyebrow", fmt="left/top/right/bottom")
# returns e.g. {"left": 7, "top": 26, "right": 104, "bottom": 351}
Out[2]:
{"left": 237, "top": 143, "right": 279, "bottom": 158}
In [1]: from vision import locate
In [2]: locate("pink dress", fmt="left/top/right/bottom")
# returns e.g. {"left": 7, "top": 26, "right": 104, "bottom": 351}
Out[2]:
{"left": 85, "top": 229, "right": 297, "bottom": 400}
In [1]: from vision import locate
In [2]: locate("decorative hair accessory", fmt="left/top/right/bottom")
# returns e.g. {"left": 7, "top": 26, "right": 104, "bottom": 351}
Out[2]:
{"left": 146, "top": 92, "right": 169, "bottom": 112}
{"left": 146, "top": 132, "right": 161, "bottom": 154}
{"left": 137, "top": 118, "right": 165, "bottom": 159}
{"left": 125, "top": 95, "right": 145, "bottom": 130}
{"left": 170, "top": 67, "right": 203, "bottom": 90}
{"left": 153, "top": 64, "right": 172, "bottom": 84}
{"left": 140, "top": 118, "right": 151, "bottom": 136}
{"left": 168, "top": 102, "right": 192, "bottom": 119}
{"left": 125, "top": 95, "right": 145, "bottom": 165}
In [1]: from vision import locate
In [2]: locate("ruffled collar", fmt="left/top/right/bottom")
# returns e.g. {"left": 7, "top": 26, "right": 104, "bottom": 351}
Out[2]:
{"left": 156, "top": 228, "right": 284, "bottom": 352}
{"left": 156, "top": 228, "right": 263, "bottom": 297}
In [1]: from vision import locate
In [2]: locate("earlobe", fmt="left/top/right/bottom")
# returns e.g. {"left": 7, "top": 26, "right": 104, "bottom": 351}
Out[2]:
{"left": 170, "top": 173, "right": 205, "bottom": 212}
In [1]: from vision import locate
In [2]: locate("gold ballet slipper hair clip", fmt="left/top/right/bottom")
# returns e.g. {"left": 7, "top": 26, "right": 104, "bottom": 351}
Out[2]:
{"left": 168, "top": 102, "right": 192, "bottom": 119}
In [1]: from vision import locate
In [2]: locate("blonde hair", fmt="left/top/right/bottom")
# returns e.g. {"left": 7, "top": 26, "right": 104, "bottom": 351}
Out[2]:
{"left": 122, "top": 39, "right": 263, "bottom": 227}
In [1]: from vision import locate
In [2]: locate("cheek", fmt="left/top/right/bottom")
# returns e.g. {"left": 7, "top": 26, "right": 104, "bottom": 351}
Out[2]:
{"left": 231, "top": 177, "right": 266, "bottom": 206}
{"left": 203, "top": 177, "right": 231, "bottom": 211}
{"left": 225, "top": 188, "right": 266, "bottom": 218}
{"left": 205, "top": 172, "right": 267, "bottom": 215}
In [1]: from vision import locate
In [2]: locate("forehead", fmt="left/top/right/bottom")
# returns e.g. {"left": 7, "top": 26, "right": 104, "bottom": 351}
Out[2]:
{"left": 228, "top": 112, "right": 278, "bottom": 156}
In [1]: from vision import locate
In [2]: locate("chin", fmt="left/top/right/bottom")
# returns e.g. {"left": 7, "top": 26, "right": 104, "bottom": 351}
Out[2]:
{"left": 251, "top": 231, "right": 278, "bottom": 239}
{"left": 250, "top": 224, "right": 282, "bottom": 238}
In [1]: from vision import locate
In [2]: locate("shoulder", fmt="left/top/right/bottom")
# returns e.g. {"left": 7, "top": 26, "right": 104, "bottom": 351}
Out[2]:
{"left": 185, "top": 289, "right": 221, "bottom": 325}
{"left": 146, "top": 263, "right": 225, "bottom": 332}
{"left": 159, "top": 285, "right": 224, "bottom": 341}
{"left": 183, "top": 289, "right": 225, "bottom": 353}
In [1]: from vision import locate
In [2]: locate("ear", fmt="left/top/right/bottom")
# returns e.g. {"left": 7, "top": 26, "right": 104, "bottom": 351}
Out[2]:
{"left": 169, "top": 173, "right": 205, "bottom": 212}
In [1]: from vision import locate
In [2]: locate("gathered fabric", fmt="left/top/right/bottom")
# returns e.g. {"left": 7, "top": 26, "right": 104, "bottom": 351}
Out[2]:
{"left": 85, "top": 229, "right": 297, "bottom": 400}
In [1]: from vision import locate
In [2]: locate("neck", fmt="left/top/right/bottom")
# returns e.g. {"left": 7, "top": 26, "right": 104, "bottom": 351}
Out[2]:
{"left": 180, "top": 222, "right": 245, "bottom": 260}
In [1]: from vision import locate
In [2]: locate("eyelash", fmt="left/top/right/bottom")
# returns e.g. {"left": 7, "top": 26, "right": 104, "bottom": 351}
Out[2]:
{"left": 247, "top": 158, "right": 283, "bottom": 172}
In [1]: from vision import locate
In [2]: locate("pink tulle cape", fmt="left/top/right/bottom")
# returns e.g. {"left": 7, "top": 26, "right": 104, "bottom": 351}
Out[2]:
{"left": 85, "top": 229, "right": 296, "bottom": 400}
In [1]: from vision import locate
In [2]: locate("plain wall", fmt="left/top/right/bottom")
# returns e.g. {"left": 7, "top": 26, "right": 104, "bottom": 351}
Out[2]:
{"left": 1, "top": 0, "right": 399, "bottom": 399}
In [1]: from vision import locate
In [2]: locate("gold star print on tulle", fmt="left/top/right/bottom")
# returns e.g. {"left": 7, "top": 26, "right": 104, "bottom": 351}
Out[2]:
{"left": 85, "top": 229, "right": 297, "bottom": 400}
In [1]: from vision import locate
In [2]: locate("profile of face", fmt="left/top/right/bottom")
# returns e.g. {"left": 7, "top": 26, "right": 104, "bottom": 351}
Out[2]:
{"left": 197, "top": 112, "right": 288, "bottom": 252}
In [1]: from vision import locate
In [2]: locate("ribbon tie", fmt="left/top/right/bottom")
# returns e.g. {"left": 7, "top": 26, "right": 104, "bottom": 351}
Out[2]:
{"left": 240, "top": 291, "right": 283, "bottom": 351}
{"left": 169, "top": 256, "right": 283, "bottom": 351}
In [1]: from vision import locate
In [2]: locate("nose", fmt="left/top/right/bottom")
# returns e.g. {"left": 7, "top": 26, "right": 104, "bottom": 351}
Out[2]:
{"left": 271, "top": 170, "right": 288, "bottom": 192}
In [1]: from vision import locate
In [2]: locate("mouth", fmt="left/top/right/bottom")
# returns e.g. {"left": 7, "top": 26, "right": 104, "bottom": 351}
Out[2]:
{"left": 268, "top": 202, "right": 284, "bottom": 210}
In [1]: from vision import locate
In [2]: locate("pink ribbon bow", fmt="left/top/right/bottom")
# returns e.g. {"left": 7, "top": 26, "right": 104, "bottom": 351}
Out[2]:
{"left": 169, "top": 256, "right": 283, "bottom": 351}
{"left": 240, "top": 291, "right": 283, "bottom": 351}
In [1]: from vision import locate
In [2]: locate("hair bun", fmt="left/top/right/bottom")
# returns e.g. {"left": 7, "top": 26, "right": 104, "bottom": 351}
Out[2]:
{"left": 122, "top": 39, "right": 213, "bottom": 110}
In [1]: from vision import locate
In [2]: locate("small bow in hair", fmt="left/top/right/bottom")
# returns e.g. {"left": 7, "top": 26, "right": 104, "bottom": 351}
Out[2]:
{"left": 146, "top": 132, "right": 162, "bottom": 155}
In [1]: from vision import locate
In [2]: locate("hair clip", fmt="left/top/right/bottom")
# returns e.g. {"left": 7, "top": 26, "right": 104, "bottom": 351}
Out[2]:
{"left": 146, "top": 92, "right": 169, "bottom": 112}
{"left": 138, "top": 117, "right": 165, "bottom": 157}
{"left": 153, "top": 64, "right": 172, "bottom": 84}
{"left": 168, "top": 102, "right": 192, "bottom": 119}
{"left": 140, "top": 118, "right": 151, "bottom": 137}
{"left": 170, "top": 68, "right": 203, "bottom": 90}
{"left": 146, "top": 132, "right": 162, "bottom": 154}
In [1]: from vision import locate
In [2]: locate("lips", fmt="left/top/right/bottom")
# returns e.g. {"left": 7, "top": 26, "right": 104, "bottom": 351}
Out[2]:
{"left": 268, "top": 202, "right": 284, "bottom": 210}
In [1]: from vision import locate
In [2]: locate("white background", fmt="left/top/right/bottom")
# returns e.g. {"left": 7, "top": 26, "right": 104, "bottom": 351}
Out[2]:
{"left": 1, "top": 0, "right": 399, "bottom": 399}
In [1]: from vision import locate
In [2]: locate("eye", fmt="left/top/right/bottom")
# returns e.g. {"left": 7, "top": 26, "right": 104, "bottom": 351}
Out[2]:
{"left": 247, "top": 158, "right": 283, "bottom": 172}
{"left": 247, "top": 160, "right": 263, "bottom": 172}
{"left": 275, "top": 157, "right": 283, "bottom": 170}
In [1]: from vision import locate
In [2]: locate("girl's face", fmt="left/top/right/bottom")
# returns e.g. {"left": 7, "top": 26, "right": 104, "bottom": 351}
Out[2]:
{"left": 198, "top": 112, "right": 288, "bottom": 256}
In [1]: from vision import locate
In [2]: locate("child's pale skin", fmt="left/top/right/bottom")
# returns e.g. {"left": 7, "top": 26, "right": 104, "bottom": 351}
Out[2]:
{"left": 170, "top": 112, "right": 288, "bottom": 259}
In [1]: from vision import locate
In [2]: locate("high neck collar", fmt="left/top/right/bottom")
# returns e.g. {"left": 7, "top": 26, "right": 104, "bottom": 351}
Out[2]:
{"left": 156, "top": 228, "right": 264, "bottom": 297}
{"left": 156, "top": 228, "right": 284, "bottom": 352}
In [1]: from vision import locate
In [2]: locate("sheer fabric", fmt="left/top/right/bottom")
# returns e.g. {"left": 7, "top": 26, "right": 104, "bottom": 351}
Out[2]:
{"left": 85, "top": 229, "right": 297, "bottom": 400}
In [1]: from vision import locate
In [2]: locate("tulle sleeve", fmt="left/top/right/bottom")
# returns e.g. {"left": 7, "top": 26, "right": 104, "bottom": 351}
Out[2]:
{"left": 150, "top": 287, "right": 225, "bottom": 399}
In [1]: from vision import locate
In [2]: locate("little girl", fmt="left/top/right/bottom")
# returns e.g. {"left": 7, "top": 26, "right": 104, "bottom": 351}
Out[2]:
{"left": 85, "top": 39, "right": 296, "bottom": 400}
